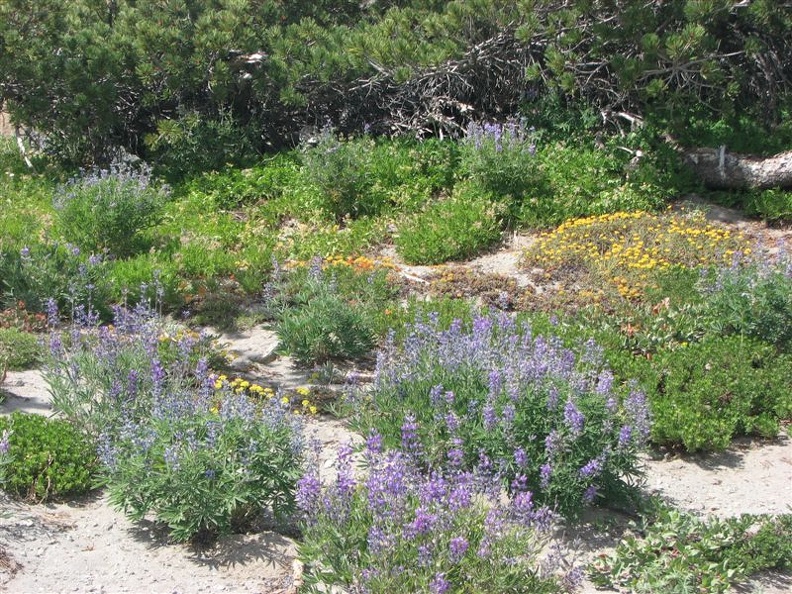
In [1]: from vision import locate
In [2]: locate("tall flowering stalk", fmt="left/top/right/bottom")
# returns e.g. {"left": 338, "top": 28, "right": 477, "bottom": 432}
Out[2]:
{"left": 297, "top": 431, "right": 577, "bottom": 593}
{"left": 357, "top": 312, "right": 650, "bottom": 515}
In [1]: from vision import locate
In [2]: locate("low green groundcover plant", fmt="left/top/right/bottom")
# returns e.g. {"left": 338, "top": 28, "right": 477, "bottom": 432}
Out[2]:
{"left": 613, "top": 335, "right": 792, "bottom": 452}
{"left": 297, "top": 438, "right": 582, "bottom": 593}
{"left": 395, "top": 183, "right": 504, "bottom": 265}
{"left": 44, "top": 300, "right": 304, "bottom": 542}
{"left": 354, "top": 312, "right": 651, "bottom": 516}
{"left": 0, "top": 412, "right": 100, "bottom": 501}
{"left": 589, "top": 508, "right": 792, "bottom": 594}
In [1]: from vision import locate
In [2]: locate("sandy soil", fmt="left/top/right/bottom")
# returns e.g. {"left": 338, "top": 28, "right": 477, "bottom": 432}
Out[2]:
{"left": 1, "top": 201, "right": 790, "bottom": 593}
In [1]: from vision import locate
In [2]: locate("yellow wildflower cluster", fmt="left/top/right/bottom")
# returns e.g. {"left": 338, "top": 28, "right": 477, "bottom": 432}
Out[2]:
{"left": 213, "top": 374, "right": 275, "bottom": 398}
{"left": 524, "top": 210, "right": 750, "bottom": 301}
{"left": 211, "top": 375, "right": 319, "bottom": 415}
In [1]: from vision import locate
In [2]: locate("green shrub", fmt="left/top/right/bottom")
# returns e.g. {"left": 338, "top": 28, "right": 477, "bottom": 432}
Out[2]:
{"left": 743, "top": 188, "right": 792, "bottom": 224}
{"left": 104, "top": 392, "right": 302, "bottom": 543}
{"left": 395, "top": 183, "right": 504, "bottom": 264}
{"left": 0, "top": 412, "right": 100, "bottom": 501}
{"left": 274, "top": 262, "right": 377, "bottom": 365}
{"left": 460, "top": 120, "right": 546, "bottom": 225}
{"left": 0, "top": 327, "right": 43, "bottom": 370}
{"left": 0, "top": 242, "right": 111, "bottom": 319}
{"left": 700, "top": 260, "right": 792, "bottom": 353}
{"left": 622, "top": 336, "right": 792, "bottom": 452}
{"left": 145, "top": 109, "right": 259, "bottom": 177}
{"left": 53, "top": 161, "right": 170, "bottom": 259}
{"left": 300, "top": 128, "right": 384, "bottom": 221}
{"left": 590, "top": 508, "right": 792, "bottom": 594}
{"left": 45, "top": 302, "right": 303, "bottom": 542}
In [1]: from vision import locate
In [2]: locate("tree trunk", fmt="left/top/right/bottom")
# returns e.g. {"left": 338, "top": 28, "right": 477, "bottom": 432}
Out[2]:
{"left": 682, "top": 147, "right": 792, "bottom": 190}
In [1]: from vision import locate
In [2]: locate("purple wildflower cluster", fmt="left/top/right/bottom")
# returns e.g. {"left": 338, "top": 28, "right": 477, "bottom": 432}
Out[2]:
{"left": 465, "top": 120, "right": 537, "bottom": 155}
{"left": 44, "top": 300, "right": 303, "bottom": 541}
{"left": 297, "top": 429, "right": 575, "bottom": 592}
{"left": 369, "top": 312, "right": 651, "bottom": 514}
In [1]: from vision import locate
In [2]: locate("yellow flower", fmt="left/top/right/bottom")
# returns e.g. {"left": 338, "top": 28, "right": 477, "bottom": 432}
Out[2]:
{"left": 301, "top": 399, "right": 310, "bottom": 408}
{"left": 295, "top": 386, "right": 310, "bottom": 396}
{"left": 309, "top": 406, "right": 318, "bottom": 415}
{"left": 281, "top": 396, "right": 290, "bottom": 405}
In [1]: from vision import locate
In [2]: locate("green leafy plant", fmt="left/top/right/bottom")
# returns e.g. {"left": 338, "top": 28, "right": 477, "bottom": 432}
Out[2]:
{"left": 589, "top": 508, "right": 792, "bottom": 594}
{"left": 395, "top": 183, "right": 504, "bottom": 264}
{"left": 744, "top": 188, "right": 792, "bottom": 224}
{"left": 0, "top": 412, "right": 100, "bottom": 501}
{"left": 297, "top": 440, "right": 579, "bottom": 593}
{"left": 0, "top": 327, "right": 43, "bottom": 370}
{"left": 699, "top": 259, "right": 792, "bottom": 352}
{"left": 45, "top": 302, "right": 303, "bottom": 542}
{"left": 460, "top": 120, "right": 546, "bottom": 226}
{"left": 622, "top": 335, "right": 792, "bottom": 452}
{"left": 104, "top": 390, "right": 302, "bottom": 543}
{"left": 53, "top": 161, "right": 170, "bottom": 259}
{"left": 273, "top": 261, "right": 377, "bottom": 365}
{"left": 300, "top": 128, "right": 383, "bottom": 221}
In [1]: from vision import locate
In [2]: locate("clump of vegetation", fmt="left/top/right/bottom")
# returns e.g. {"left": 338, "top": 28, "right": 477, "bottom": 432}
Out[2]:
{"left": 53, "top": 161, "right": 171, "bottom": 259}
{"left": 354, "top": 312, "right": 650, "bottom": 516}
{"left": 590, "top": 508, "right": 792, "bottom": 594}
{"left": 297, "top": 438, "right": 581, "bottom": 593}
{"left": 44, "top": 302, "right": 304, "bottom": 542}
{"left": 0, "top": 412, "right": 100, "bottom": 501}
{"left": 522, "top": 210, "right": 750, "bottom": 305}
{"left": 396, "top": 183, "right": 504, "bottom": 264}
{"left": 614, "top": 335, "right": 792, "bottom": 452}
{"left": 428, "top": 266, "right": 523, "bottom": 311}
{"left": 270, "top": 257, "right": 400, "bottom": 365}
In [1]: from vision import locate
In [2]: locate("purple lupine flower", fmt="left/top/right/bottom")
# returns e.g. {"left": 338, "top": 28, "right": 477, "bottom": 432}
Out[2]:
{"left": 401, "top": 413, "right": 422, "bottom": 455}
{"left": 514, "top": 447, "right": 528, "bottom": 468}
{"left": 448, "top": 536, "right": 469, "bottom": 563}
{"left": 417, "top": 543, "right": 433, "bottom": 567}
{"left": 447, "top": 438, "right": 465, "bottom": 467}
{"left": 618, "top": 425, "right": 633, "bottom": 450}
{"left": 579, "top": 457, "right": 602, "bottom": 479}
{"left": 367, "top": 525, "right": 395, "bottom": 556}
{"left": 545, "top": 384, "right": 560, "bottom": 410}
{"left": 429, "top": 384, "right": 444, "bottom": 406}
{"left": 444, "top": 412, "right": 460, "bottom": 434}
{"left": 563, "top": 399, "right": 585, "bottom": 436}
{"left": 625, "top": 388, "right": 651, "bottom": 443}
{"left": 544, "top": 430, "right": 562, "bottom": 458}
{"left": 0, "top": 429, "right": 10, "bottom": 455}
{"left": 539, "top": 463, "right": 552, "bottom": 489}
{"left": 365, "top": 430, "right": 383, "bottom": 457}
{"left": 429, "top": 572, "right": 450, "bottom": 594}
{"left": 403, "top": 506, "right": 436, "bottom": 539}
{"left": 482, "top": 401, "right": 497, "bottom": 431}
{"left": 296, "top": 471, "right": 322, "bottom": 516}
{"left": 510, "top": 474, "right": 528, "bottom": 493}
{"left": 595, "top": 370, "right": 614, "bottom": 395}
{"left": 582, "top": 484, "right": 598, "bottom": 504}
{"left": 502, "top": 402, "right": 516, "bottom": 426}
{"left": 448, "top": 472, "right": 474, "bottom": 511}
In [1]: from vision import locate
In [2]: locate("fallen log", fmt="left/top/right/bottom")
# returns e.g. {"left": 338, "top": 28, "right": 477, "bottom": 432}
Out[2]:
{"left": 682, "top": 147, "right": 792, "bottom": 190}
